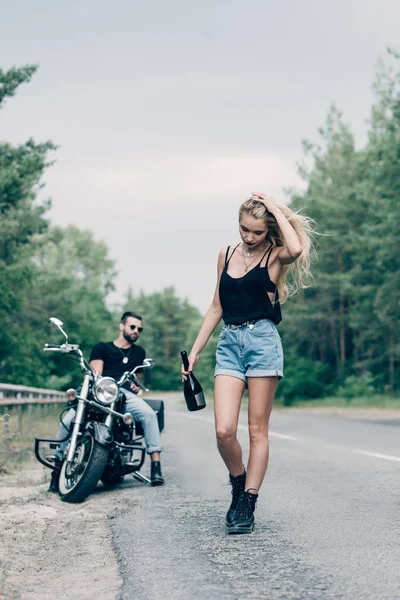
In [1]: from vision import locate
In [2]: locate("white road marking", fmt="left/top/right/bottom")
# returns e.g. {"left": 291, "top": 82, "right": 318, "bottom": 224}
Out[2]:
{"left": 170, "top": 409, "right": 400, "bottom": 462}
{"left": 170, "top": 410, "right": 298, "bottom": 441}
{"left": 353, "top": 450, "right": 400, "bottom": 463}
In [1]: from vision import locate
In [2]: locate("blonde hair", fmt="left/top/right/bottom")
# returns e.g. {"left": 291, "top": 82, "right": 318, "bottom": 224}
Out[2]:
{"left": 239, "top": 198, "right": 316, "bottom": 303}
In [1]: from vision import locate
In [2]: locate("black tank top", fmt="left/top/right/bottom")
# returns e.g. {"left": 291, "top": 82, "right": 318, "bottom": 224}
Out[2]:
{"left": 219, "top": 244, "right": 282, "bottom": 325}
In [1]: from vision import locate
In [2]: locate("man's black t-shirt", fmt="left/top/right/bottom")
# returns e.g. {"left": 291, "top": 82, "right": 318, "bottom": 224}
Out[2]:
{"left": 90, "top": 342, "right": 146, "bottom": 390}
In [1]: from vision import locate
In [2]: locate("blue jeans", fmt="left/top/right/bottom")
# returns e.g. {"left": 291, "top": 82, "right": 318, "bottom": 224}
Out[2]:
{"left": 124, "top": 390, "right": 162, "bottom": 454}
{"left": 55, "top": 389, "right": 162, "bottom": 460}
{"left": 214, "top": 319, "right": 284, "bottom": 382}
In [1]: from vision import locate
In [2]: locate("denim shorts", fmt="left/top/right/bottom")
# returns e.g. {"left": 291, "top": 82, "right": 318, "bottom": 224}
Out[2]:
{"left": 214, "top": 319, "right": 284, "bottom": 382}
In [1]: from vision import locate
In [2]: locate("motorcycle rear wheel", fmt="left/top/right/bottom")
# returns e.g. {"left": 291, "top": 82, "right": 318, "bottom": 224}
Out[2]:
{"left": 58, "top": 432, "right": 109, "bottom": 503}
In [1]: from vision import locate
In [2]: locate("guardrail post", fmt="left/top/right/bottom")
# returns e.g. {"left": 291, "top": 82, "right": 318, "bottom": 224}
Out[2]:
{"left": 3, "top": 407, "right": 9, "bottom": 436}
{"left": 28, "top": 402, "right": 33, "bottom": 431}
{"left": 18, "top": 405, "right": 23, "bottom": 436}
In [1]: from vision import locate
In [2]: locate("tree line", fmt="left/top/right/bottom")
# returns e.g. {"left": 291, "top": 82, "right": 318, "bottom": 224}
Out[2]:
{"left": 281, "top": 51, "right": 399, "bottom": 402}
{"left": 0, "top": 56, "right": 399, "bottom": 402}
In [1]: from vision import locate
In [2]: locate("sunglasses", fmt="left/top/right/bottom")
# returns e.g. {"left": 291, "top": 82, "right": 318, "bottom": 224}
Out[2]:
{"left": 128, "top": 324, "right": 143, "bottom": 333}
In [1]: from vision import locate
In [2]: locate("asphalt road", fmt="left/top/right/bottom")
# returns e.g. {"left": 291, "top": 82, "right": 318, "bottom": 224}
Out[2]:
{"left": 112, "top": 395, "right": 400, "bottom": 600}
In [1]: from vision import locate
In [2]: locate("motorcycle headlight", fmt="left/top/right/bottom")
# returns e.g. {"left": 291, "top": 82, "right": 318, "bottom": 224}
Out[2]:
{"left": 93, "top": 377, "right": 119, "bottom": 405}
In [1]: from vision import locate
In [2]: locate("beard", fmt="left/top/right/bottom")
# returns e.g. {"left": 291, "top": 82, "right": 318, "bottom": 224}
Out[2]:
{"left": 123, "top": 331, "right": 137, "bottom": 344}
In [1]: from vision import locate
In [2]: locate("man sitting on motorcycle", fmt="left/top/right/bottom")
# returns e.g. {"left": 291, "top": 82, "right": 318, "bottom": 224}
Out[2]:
{"left": 49, "top": 311, "right": 164, "bottom": 491}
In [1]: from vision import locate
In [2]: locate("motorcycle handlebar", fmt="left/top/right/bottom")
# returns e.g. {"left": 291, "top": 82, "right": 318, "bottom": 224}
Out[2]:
{"left": 43, "top": 343, "right": 93, "bottom": 377}
{"left": 44, "top": 343, "right": 80, "bottom": 351}
{"left": 44, "top": 325, "right": 153, "bottom": 386}
{"left": 130, "top": 373, "right": 148, "bottom": 392}
{"left": 117, "top": 369, "right": 150, "bottom": 391}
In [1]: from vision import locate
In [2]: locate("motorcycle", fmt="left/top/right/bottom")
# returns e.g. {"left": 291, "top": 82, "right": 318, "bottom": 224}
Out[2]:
{"left": 35, "top": 317, "right": 164, "bottom": 503}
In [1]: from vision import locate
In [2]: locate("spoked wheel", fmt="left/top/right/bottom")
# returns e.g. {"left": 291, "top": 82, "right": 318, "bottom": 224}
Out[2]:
{"left": 58, "top": 433, "right": 109, "bottom": 503}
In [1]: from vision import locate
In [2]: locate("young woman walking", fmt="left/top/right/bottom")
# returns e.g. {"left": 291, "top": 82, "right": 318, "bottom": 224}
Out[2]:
{"left": 182, "top": 192, "right": 314, "bottom": 534}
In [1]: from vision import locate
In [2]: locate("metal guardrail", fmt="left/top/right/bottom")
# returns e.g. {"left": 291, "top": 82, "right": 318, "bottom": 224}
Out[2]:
{"left": 0, "top": 383, "right": 65, "bottom": 436}
{"left": 0, "top": 383, "right": 65, "bottom": 405}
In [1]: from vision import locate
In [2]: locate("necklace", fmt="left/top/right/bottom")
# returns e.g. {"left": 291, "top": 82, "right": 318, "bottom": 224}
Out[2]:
{"left": 243, "top": 248, "right": 254, "bottom": 257}
{"left": 116, "top": 345, "right": 132, "bottom": 364}
{"left": 242, "top": 253, "right": 259, "bottom": 272}
{"left": 240, "top": 243, "right": 267, "bottom": 272}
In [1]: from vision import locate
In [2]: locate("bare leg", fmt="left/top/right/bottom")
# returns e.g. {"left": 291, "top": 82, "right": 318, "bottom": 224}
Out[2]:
{"left": 245, "top": 377, "right": 278, "bottom": 493}
{"left": 214, "top": 375, "right": 246, "bottom": 476}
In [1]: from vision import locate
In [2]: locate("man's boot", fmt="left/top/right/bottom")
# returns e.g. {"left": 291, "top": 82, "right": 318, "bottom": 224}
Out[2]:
{"left": 227, "top": 490, "right": 258, "bottom": 534}
{"left": 150, "top": 461, "right": 165, "bottom": 486}
{"left": 226, "top": 470, "right": 246, "bottom": 525}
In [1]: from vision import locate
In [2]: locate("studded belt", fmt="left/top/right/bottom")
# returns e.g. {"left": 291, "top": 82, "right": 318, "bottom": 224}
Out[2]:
{"left": 226, "top": 319, "right": 259, "bottom": 330}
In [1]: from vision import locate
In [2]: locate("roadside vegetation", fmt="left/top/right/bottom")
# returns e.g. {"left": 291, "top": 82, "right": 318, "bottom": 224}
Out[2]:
{"left": 277, "top": 395, "right": 400, "bottom": 409}
{"left": 0, "top": 406, "right": 60, "bottom": 474}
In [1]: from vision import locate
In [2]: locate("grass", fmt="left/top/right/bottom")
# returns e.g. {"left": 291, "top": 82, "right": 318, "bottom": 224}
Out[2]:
{"left": 199, "top": 388, "right": 400, "bottom": 410}
{"left": 194, "top": 390, "right": 400, "bottom": 411}
{"left": 284, "top": 394, "right": 400, "bottom": 409}
{"left": 0, "top": 405, "right": 62, "bottom": 474}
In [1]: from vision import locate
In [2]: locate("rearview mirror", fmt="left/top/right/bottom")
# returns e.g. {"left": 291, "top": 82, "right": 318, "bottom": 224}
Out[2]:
{"left": 49, "top": 317, "right": 68, "bottom": 342}
{"left": 50, "top": 317, "right": 64, "bottom": 328}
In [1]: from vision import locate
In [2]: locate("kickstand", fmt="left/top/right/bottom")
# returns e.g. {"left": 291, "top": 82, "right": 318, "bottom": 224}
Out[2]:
{"left": 132, "top": 471, "right": 151, "bottom": 484}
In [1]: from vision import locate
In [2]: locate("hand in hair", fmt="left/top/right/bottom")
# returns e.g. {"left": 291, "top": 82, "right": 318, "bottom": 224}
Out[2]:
{"left": 251, "top": 192, "right": 278, "bottom": 215}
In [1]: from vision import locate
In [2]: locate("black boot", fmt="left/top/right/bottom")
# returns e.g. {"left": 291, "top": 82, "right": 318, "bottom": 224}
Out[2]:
{"left": 150, "top": 461, "right": 165, "bottom": 486}
{"left": 48, "top": 466, "right": 60, "bottom": 493}
{"left": 226, "top": 470, "right": 246, "bottom": 525}
{"left": 227, "top": 490, "right": 258, "bottom": 534}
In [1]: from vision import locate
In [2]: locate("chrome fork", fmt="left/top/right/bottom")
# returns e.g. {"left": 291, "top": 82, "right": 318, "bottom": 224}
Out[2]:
{"left": 66, "top": 374, "right": 90, "bottom": 463}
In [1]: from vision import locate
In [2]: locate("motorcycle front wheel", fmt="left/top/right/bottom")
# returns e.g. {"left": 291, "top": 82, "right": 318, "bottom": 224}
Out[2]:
{"left": 58, "top": 432, "right": 109, "bottom": 503}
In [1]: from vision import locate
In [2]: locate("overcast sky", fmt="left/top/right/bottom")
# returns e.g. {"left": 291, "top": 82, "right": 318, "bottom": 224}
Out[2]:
{"left": 1, "top": 0, "right": 399, "bottom": 314}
